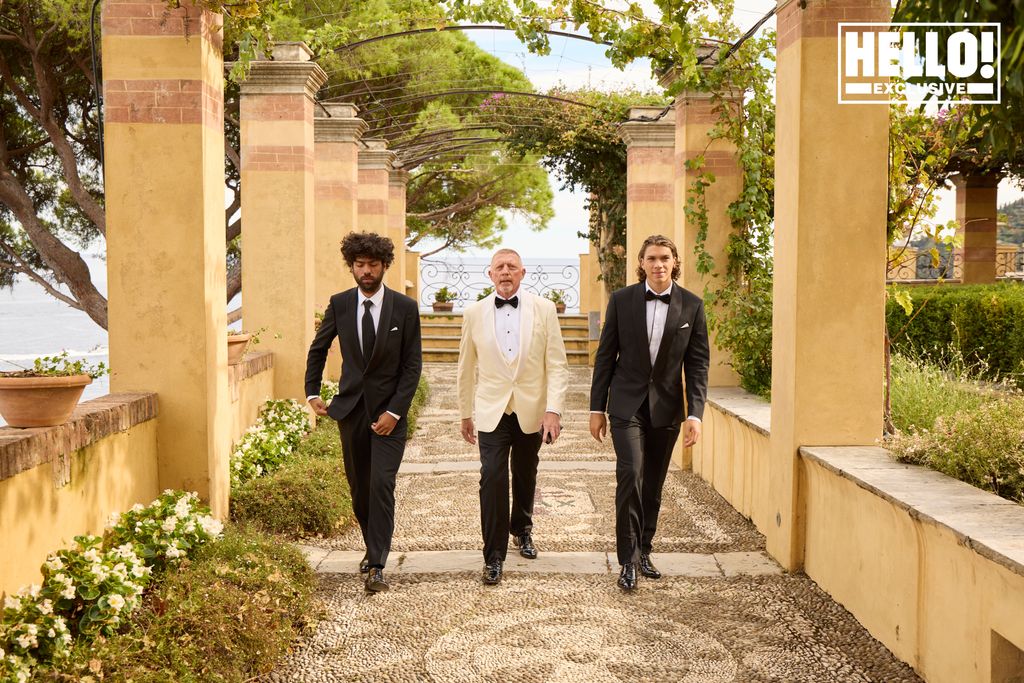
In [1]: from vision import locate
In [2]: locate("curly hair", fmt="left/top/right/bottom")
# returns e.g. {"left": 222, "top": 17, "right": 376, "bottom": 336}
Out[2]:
{"left": 341, "top": 231, "right": 394, "bottom": 269}
{"left": 635, "top": 234, "right": 681, "bottom": 282}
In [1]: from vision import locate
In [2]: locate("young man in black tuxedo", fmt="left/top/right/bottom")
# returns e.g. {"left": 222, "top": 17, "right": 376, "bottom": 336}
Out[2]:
{"left": 589, "top": 234, "right": 710, "bottom": 590}
{"left": 305, "top": 232, "right": 422, "bottom": 593}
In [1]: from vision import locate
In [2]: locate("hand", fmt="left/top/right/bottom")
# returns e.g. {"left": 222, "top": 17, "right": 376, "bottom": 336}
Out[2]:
{"left": 683, "top": 419, "right": 702, "bottom": 448}
{"left": 589, "top": 413, "right": 607, "bottom": 443}
{"left": 308, "top": 397, "right": 328, "bottom": 416}
{"left": 461, "top": 417, "right": 477, "bottom": 445}
{"left": 371, "top": 412, "right": 398, "bottom": 436}
{"left": 540, "top": 411, "right": 561, "bottom": 444}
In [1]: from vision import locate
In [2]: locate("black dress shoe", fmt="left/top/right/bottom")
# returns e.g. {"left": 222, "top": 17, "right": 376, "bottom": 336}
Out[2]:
{"left": 514, "top": 533, "right": 538, "bottom": 559}
{"left": 617, "top": 563, "right": 638, "bottom": 591}
{"left": 365, "top": 567, "right": 389, "bottom": 593}
{"left": 483, "top": 560, "right": 503, "bottom": 585}
{"left": 359, "top": 554, "right": 370, "bottom": 574}
{"left": 639, "top": 553, "right": 661, "bottom": 579}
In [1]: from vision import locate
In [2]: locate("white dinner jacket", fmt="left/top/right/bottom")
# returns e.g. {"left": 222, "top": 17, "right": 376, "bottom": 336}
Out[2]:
{"left": 457, "top": 291, "right": 569, "bottom": 434}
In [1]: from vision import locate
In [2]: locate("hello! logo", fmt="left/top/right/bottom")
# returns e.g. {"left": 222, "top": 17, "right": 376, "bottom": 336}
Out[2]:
{"left": 838, "top": 23, "right": 1001, "bottom": 105}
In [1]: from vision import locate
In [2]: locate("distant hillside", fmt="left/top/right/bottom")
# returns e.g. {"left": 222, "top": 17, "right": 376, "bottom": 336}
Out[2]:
{"left": 999, "top": 197, "right": 1024, "bottom": 245}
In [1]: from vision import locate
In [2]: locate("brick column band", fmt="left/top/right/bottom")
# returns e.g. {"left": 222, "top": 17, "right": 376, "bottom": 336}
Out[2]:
{"left": 955, "top": 172, "right": 1000, "bottom": 284}
{"left": 239, "top": 42, "right": 327, "bottom": 403}
{"left": 101, "top": 0, "right": 232, "bottom": 515}
{"left": 388, "top": 168, "right": 411, "bottom": 296}
{"left": 768, "top": 0, "right": 890, "bottom": 572}
{"left": 314, "top": 103, "right": 368, "bottom": 380}
{"left": 358, "top": 139, "right": 398, "bottom": 289}
{"left": 617, "top": 107, "right": 676, "bottom": 270}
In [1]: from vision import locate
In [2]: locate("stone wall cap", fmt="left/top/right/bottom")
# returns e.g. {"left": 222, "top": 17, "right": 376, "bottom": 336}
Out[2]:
{"left": 801, "top": 445, "right": 1024, "bottom": 578}
{"left": 617, "top": 114, "right": 676, "bottom": 147}
{"left": 389, "top": 167, "right": 410, "bottom": 185}
{"left": 0, "top": 393, "right": 158, "bottom": 482}
{"left": 707, "top": 387, "right": 771, "bottom": 436}
{"left": 269, "top": 41, "right": 313, "bottom": 62}
{"left": 239, "top": 60, "right": 328, "bottom": 98}
{"left": 314, "top": 116, "right": 369, "bottom": 143}
{"left": 316, "top": 102, "right": 360, "bottom": 119}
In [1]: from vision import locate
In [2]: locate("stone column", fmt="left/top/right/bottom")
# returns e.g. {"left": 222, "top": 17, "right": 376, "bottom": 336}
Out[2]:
{"left": 102, "top": 0, "right": 231, "bottom": 516}
{"left": 955, "top": 172, "right": 1000, "bottom": 284}
{"left": 617, "top": 107, "right": 677, "bottom": 273}
{"left": 358, "top": 140, "right": 398, "bottom": 289}
{"left": 239, "top": 42, "right": 327, "bottom": 402}
{"left": 670, "top": 79, "right": 742, "bottom": 388}
{"left": 314, "top": 103, "right": 367, "bottom": 380}
{"left": 388, "top": 167, "right": 411, "bottom": 295}
{"left": 768, "top": 0, "right": 889, "bottom": 570}
{"left": 406, "top": 251, "right": 422, "bottom": 308}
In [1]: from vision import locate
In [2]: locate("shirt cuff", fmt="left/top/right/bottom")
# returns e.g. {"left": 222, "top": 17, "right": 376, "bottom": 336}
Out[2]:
{"left": 686, "top": 416, "right": 702, "bottom": 423}
{"left": 590, "top": 410, "right": 605, "bottom": 414}
{"left": 306, "top": 395, "right": 320, "bottom": 402}
{"left": 545, "top": 408, "right": 560, "bottom": 416}
{"left": 386, "top": 411, "right": 401, "bottom": 421}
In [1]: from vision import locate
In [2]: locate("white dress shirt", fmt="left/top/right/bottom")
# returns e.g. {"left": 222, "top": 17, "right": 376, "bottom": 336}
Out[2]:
{"left": 493, "top": 289, "right": 521, "bottom": 362}
{"left": 308, "top": 286, "right": 399, "bottom": 421}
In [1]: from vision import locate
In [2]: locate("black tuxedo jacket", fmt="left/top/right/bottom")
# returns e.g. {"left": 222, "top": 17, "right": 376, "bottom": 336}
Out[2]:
{"left": 590, "top": 281, "right": 710, "bottom": 427}
{"left": 304, "top": 286, "right": 423, "bottom": 423}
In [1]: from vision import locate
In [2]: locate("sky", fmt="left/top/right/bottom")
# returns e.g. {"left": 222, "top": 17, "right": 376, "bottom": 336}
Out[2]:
{"left": 411, "top": 0, "right": 1024, "bottom": 260}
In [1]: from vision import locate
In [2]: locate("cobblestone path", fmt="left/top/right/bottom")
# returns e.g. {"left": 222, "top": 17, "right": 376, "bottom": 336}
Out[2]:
{"left": 272, "top": 364, "right": 921, "bottom": 683}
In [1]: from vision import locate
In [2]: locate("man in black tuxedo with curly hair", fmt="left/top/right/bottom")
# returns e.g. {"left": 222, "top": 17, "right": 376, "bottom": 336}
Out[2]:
{"left": 590, "top": 234, "right": 710, "bottom": 591}
{"left": 305, "top": 231, "right": 422, "bottom": 593}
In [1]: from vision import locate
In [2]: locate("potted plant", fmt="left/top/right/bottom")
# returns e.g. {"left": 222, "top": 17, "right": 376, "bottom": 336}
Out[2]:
{"left": 432, "top": 286, "right": 457, "bottom": 312}
{"left": 227, "top": 327, "right": 267, "bottom": 366}
{"left": 476, "top": 286, "right": 494, "bottom": 301}
{"left": 544, "top": 289, "right": 567, "bottom": 314}
{"left": 0, "top": 352, "right": 108, "bottom": 428}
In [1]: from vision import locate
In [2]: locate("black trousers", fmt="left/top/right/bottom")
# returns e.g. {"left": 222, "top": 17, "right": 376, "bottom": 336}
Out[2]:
{"left": 610, "top": 399, "right": 680, "bottom": 566}
{"left": 478, "top": 412, "right": 542, "bottom": 563}
{"left": 337, "top": 400, "right": 406, "bottom": 569}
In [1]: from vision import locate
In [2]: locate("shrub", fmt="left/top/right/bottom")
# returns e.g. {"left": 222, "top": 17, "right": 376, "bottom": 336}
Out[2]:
{"left": 42, "top": 526, "right": 316, "bottom": 682}
{"left": 231, "top": 457, "right": 352, "bottom": 538}
{"left": 709, "top": 273, "right": 773, "bottom": 399}
{"left": 887, "top": 282, "right": 1024, "bottom": 388}
{"left": 230, "top": 399, "right": 311, "bottom": 488}
{"left": 889, "top": 397, "right": 1024, "bottom": 504}
{"left": 888, "top": 351, "right": 1003, "bottom": 433}
{"left": 405, "top": 376, "right": 430, "bottom": 437}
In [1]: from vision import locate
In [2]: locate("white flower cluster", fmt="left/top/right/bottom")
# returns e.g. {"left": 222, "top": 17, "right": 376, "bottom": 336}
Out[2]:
{"left": 1, "top": 490, "right": 223, "bottom": 677}
{"left": 320, "top": 379, "right": 339, "bottom": 404}
{"left": 229, "top": 398, "right": 312, "bottom": 488}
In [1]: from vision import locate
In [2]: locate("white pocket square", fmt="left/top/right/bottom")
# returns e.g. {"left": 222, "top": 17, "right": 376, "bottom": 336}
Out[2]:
{"left": 390, "top": 326, "right": 399, "bottom": 332}
{"left": 680, "top": 323, "right": 690, "bottom": 329}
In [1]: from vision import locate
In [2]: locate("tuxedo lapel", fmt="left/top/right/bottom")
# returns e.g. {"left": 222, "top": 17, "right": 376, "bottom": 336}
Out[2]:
{"left": 365, "top": 286, "right": 393, "bottom": 372}
{"left": 652, "top": 283, "right": 683, "bottom": 374}
{"left": 513, "top": 292, "right": 535, "bottom": 380}
{"left": 338, "top": 289, "right": 364, "bottom": 368}
{"left": 632, "top": 284, "right": 652, "bottom": 372}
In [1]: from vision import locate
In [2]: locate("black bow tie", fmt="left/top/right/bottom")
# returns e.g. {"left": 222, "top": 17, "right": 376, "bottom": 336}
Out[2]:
{"left": 495, "top": 295, "right": 519, "bottom": 309}
{"left": 645, "top": 290, "right": 671, "bottom": 304}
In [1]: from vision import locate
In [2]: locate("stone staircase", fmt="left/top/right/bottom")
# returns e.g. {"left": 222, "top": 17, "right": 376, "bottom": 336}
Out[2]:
{"left": 421, "top": 313, "right": 592, "bottom": 365}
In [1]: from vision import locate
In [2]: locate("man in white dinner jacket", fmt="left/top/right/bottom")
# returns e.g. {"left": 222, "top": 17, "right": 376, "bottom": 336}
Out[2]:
{"left": 457, "top": 248, "right": 569, "bottom": 585}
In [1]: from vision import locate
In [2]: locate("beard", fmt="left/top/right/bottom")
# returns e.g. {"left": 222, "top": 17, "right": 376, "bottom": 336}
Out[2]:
{"left": 358, "top": 271, "right": 384, "bottom": 294}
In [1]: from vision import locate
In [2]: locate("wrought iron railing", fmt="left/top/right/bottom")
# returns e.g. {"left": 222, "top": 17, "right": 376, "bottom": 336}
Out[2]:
{"left": 420, "top": 257, "right": 580, "bottom": 311}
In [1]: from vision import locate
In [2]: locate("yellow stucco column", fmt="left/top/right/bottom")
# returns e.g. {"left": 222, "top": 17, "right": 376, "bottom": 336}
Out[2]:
{"left": 358, "top": 139, "right": 398, "bottom": 290}
{"left": 314, "top": 102, "right": 367, "bottom": 381}
{"left": 239, "top": 42, "right": 326, "bottom": 402}
{"left": 406, "top": 251, "right": 422, "bottom": 307}
{"left": 670, "top": 84, "right": 742, "bottom": 388}
{"left": 617, "top": 107, "right": 677, "bottom": 273}
{"left": 102, "top": 0, "right": 231, "bottom": 516}
{"left": 955, "top": 172, "right": 1000, "bottom": 284}
{"left": 388, "top": 167, "right": 410, "bottom": 295}
{"left": 768, "top": 0, "right": 889, "bottom": 570}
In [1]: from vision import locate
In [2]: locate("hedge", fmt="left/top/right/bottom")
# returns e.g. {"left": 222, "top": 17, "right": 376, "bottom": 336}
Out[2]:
{"left": 886, "top": 282, "right": 1024, "bottom": 388}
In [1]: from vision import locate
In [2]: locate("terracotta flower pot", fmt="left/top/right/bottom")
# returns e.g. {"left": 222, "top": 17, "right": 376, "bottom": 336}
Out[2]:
{"left": 0, "top": 374, "right": 92, "bottom": 428}
{"left": 555, "top": 303, "right": 566, "bottom": 314}
{"left": 432, "top": 302, "right": 454, "bottom": 312}
{"left": 227, "top": 334, "right": 251, "bottom": 365}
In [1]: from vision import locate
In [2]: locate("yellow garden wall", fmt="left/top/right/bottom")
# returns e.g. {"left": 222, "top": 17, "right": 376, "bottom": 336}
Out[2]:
{"left": 697, "top": 386, "right": 1024, "bottom": 682}
{"left": 228, "top": 351, "right": 275, "bottom": 444}
{"left": 0, "top": 395, "right": 159, "bottom": 597}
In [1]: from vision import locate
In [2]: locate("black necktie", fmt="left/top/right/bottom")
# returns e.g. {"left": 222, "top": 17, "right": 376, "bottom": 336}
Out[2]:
{"left": 645, "top": 290, "right": 671, "bottom": 304}
{"left": 495, "top": 296, "right": 519, "bottom": 309}
{"left": 362, "top": 299, "right": 375, "bottom": 362}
